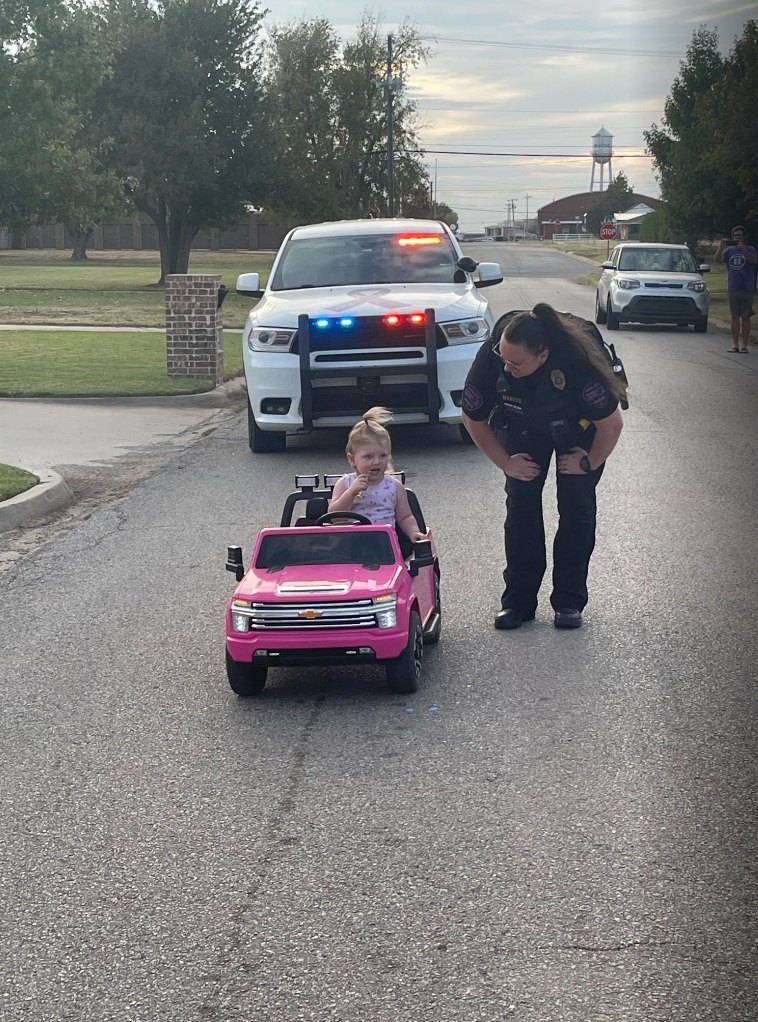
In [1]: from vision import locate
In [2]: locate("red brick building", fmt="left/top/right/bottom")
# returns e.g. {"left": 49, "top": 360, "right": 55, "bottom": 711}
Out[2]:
{"left": 537, "top": 192, "right": 661, "bottom": 239}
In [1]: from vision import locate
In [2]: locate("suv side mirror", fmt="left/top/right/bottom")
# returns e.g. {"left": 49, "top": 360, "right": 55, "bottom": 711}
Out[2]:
{"left": 475, "top": 262, "right": 504, "bottom": 288}
{"left": 236, "top": 272, "right": 263, "bottom": 298}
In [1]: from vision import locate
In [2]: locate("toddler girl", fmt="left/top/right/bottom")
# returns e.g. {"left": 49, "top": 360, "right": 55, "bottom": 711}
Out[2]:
{"left": 328, "top": 407, "right": 426, "bottom": 543}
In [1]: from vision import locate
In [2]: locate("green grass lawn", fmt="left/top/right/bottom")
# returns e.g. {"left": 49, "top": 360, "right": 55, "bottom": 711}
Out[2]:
{"left": 0, "top": 329, "right": 243, "bottom": 397}
{"left": 0, "top": 249, "right": 273, "bottom": 327}
{"left": 0, "top": 463, "right": 38, "bottom": 502}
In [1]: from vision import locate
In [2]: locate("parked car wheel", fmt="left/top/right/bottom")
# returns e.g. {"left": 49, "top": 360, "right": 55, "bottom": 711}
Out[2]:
{"left": 594, "top": 292, "right": 607, "bottom": 324}
{"left": 226, "top": 649, "right": 267, "bottom": 696}
{"left": 606, "top": 299, "right": 620, "bottom": 331}
{"left": 248, "top": 400, "right": 286, "bottom": 453}
{"left": 693, "top": 317, "right": 708, "bottom": 333}
{"left": 386, "top": 611, "right": 423, "bottom": 693}
{"left": 422, "top": 571, "right": 442, "bottom": 645}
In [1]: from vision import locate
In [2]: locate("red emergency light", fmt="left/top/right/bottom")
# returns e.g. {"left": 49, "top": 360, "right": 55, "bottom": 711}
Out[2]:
{"left": 382, "top": 312, "right": 427, "bottom": 327}
{"left": 396, "top": 235, "right": 442, "bottom": 247}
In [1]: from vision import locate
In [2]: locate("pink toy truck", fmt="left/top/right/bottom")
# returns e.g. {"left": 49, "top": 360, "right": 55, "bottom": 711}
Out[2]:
{"left": 225, "top": 474, "right": 441, "bottom": 696}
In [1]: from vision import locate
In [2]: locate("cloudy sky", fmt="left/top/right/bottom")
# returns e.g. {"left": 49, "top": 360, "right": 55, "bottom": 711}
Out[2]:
{"left": 267, "top": 0, "right": 752, "bottom": 231}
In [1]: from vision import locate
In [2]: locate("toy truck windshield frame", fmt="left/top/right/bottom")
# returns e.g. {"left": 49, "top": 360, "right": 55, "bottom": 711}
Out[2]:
{"left": 256, "top": 529, "right": 396, "bottom": 569}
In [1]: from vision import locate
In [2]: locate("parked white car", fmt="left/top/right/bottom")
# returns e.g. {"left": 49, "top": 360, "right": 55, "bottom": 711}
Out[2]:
{"left": 595, "top": 243, "right": 710, "bottom": 332}
{"left": 235, "top": 218, "right": 503, "bottom": 452}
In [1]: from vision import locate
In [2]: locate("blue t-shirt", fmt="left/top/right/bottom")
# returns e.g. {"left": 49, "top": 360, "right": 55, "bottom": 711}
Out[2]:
{"left": 723, "top": 245, "right": 757, "bottom": 292}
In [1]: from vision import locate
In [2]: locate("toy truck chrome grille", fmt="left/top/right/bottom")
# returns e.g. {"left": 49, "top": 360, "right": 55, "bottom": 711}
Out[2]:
{"left": 247, "top": 599, "right": 377, "bottom": 630}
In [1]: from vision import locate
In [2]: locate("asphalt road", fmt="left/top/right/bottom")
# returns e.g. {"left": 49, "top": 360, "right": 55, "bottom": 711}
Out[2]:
{"left": 2, "top": 245, "right": 757, "bottom": 1021}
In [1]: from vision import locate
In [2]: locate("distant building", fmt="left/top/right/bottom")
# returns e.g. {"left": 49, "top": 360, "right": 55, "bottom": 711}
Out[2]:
{"left": 613, "top": 202, "right": 657, "bottom": 240}
{"left": 536, "top": 192, "right": 661, "bottom": 239}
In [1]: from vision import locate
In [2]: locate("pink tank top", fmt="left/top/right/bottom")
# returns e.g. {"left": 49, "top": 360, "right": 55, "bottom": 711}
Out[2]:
{"left": 344, "top": 473, "right": 398, "bottom": 525}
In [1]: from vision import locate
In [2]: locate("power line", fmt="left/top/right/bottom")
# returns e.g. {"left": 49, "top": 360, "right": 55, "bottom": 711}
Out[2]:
{"left": 402, "top": 148, "right": 651, "bottom": 158}
{"left": 425, "top": 34, "right": 684, "bottom": 58}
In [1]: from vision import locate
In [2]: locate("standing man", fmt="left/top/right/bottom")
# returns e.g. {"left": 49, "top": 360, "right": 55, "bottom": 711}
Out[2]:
{"left": 717, "top": 226, "right": 757, "bottom": 353}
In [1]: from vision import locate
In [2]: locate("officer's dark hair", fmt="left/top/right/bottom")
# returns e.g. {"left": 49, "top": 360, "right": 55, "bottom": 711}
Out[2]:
{"left": 502, "top": 302, "right": 628, "bottom": 402}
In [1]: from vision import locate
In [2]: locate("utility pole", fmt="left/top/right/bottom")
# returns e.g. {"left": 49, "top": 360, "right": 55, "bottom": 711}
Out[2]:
{"left": 386, "top": 34, "right": 394, "bottom": 218}
{"left": 524, "top": 192, "right": 532, "bottom": 236}
{"left": 432, "top": 159, "right": 437, "bottom": 218}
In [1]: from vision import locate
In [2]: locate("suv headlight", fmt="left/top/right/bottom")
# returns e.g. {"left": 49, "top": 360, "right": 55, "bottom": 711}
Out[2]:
{"left": 373, "top": 594, "right": 398, "bottom": 629}
{"left": 247, "top": 326, "right": 297, "bottom": 352}
{"left": 617, "top": 278, "right": 640, "bottom": 291}
{"left": 440, "top": 318, "right": 490, "bottom": 345}
{"left": 687, "top": 280, "right": 706, "bottom": 292}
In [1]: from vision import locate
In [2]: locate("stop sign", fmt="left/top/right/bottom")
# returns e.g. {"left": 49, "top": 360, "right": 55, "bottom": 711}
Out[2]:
{"left": 600, "top": 222, "right": 617, "bottom": 240}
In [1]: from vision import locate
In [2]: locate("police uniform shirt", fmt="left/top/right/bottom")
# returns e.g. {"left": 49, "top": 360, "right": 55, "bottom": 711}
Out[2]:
{"left": 462, "top": 336, "right": 618, "bottom": 443}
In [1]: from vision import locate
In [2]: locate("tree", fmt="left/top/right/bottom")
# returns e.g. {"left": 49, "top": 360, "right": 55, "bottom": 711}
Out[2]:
{"left": 263, "top": 13, "right": 431, "bottom": 223}
{"left": 94, "top": 0, "right": 269, "bottom": 283}
{"left": 585, "top": 172, "right": 635, "bottom": 236}
{"left": 700, "top": 21, "right": 758, "bottom": 229}
{"left": 0, "top": 1, "right": 124, "bottom": 256}
{"left": 644, "top": 25, "right": 748, "bottom": 244}
{"left": 262, "top": 19, "right": 343, "bottom": 223}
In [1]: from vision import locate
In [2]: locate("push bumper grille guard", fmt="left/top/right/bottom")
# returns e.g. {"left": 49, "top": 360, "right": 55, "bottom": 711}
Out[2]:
{"left": 298, "top": 311, "right": 440, "bottom": 430}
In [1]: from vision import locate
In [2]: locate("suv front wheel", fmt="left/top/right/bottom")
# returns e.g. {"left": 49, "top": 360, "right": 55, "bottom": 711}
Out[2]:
{"left": 594, "top": 291, "right": 607, "bottom": 324}
{"left": 606, "top": 299, "right": 620, "bottom": 331}
{"left": 248, "top": 400, "right": 286, "bottom": 453}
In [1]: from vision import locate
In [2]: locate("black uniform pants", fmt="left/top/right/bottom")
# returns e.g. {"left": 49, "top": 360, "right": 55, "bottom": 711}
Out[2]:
{"left": 500, "top": 443, "right": 605, "bottom": 614}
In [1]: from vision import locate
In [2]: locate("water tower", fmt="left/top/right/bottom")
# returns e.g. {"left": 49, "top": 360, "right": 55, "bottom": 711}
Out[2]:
{"left": 590, "top": 126, "right": 613, "bottom": 191}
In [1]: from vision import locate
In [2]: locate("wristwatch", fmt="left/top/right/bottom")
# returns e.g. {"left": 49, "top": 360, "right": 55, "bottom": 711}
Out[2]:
{"left": 579, "top": 454, "right": 592, "bottom": 474}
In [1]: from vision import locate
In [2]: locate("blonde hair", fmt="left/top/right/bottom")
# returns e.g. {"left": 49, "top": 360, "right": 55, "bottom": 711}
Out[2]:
{"left": 346, "top": 406, "right": 393, "bottom": 457}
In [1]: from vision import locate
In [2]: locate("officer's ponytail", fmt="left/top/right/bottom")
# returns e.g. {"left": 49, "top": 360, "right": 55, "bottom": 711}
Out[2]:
{"left": 504, "top": 303, "right": 627, "bottom": 403}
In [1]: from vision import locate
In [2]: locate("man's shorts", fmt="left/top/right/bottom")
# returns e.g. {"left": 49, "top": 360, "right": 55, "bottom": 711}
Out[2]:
{"left": 729, "top": 290, "right": 755, "bottom": 319}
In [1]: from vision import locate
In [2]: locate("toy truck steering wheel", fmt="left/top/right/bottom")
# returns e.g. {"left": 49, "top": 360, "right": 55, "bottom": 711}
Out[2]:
{"left": 316, "top": 511, "right": 372, "bottom": 526}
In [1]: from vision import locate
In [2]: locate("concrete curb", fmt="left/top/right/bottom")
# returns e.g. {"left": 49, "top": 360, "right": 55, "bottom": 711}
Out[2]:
{"left": 0, "top": 469, "right": 74, "bottom": 533}
{"left": 0, "top": 377, "right": 248, "bottom": 533}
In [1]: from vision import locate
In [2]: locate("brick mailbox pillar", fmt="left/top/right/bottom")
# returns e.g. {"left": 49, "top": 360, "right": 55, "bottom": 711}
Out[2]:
{"left": 165, "top": 274, "right": 225, "bottom": 384}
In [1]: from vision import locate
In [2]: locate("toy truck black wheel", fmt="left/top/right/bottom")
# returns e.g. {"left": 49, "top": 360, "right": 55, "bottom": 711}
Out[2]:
{"left": 226, "top": 649, "right": 267, "bottom": 696}
{"left": 422, "top": 570, "right": 442, "bottom": 645}
{"left": 385, "top": 611, "right": 423, "bottom": 694}
{"left": 248, "top": 399, "right": 286, "bottom": 454}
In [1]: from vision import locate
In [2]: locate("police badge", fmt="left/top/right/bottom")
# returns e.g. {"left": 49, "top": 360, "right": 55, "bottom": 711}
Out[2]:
{"left": 551, "top": 369, "right": 566, "bottom": 391}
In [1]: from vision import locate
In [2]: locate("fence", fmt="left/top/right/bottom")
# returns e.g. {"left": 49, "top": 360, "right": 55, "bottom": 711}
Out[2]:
{"left": 0, "top": 213, "right": 289, "bottom": 252}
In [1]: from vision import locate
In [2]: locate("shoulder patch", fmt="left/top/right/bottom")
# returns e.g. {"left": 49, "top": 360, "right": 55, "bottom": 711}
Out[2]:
{"left": 462, "top": 383, "right": 484, "bottom": 413}
{"left": 582, "top": 379, "right": 610, "bottom": 409}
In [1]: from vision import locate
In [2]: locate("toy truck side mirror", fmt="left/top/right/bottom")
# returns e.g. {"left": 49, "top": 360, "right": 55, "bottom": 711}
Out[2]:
{"left": 408, "top": 538, "right": 434, "bottom": 577}
{"left": 226, "top": 545, "right": 245, "bottom": 582}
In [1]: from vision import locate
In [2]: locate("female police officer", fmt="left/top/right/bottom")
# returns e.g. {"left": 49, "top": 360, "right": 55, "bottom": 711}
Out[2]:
{"left": 461, "top": 302, "right": 627, "bottom": 631}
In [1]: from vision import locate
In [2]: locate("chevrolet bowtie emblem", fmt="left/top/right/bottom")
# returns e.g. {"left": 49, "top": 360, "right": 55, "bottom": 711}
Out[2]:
{"left": 298, "top": 608, "right": 322, "bottom": 619}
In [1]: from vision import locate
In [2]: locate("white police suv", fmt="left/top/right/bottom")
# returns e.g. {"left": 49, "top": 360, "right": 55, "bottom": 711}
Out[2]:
{"left": 235, "top": 218, "right": 503, "bottom": 452}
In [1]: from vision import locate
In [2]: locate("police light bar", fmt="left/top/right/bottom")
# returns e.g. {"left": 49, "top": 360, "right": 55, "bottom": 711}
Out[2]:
{"left": 383, "top": 312, "right": 426, "bottom": 327}
{"left": 295, "top": 474, "right": 319, "bottom": 489}
{"left": 397, "top": 235, "right": 442, "bottom": 246}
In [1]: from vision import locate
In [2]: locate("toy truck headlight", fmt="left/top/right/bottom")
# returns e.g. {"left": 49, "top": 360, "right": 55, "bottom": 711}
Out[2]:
{"left": 231, "top": 599, "right": 252, "bottom": 632}
{"left": 373, "top": 594, "right": 398, "bottom": 629}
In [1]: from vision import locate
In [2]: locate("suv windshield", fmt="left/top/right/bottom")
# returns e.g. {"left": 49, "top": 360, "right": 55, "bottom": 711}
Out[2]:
{"left": 618, "top": 248, "right": 698, "bottom": 273}
{"left": 271, "top": 231, "right": 459, "bottom": 290}
{"left": 256, "top": 531, "right": 395, "bottom": 569}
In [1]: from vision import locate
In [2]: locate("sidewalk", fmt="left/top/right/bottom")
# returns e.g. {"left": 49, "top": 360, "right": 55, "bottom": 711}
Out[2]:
{"left": 0, "top": 377, "right": 247, "bottom": 533}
